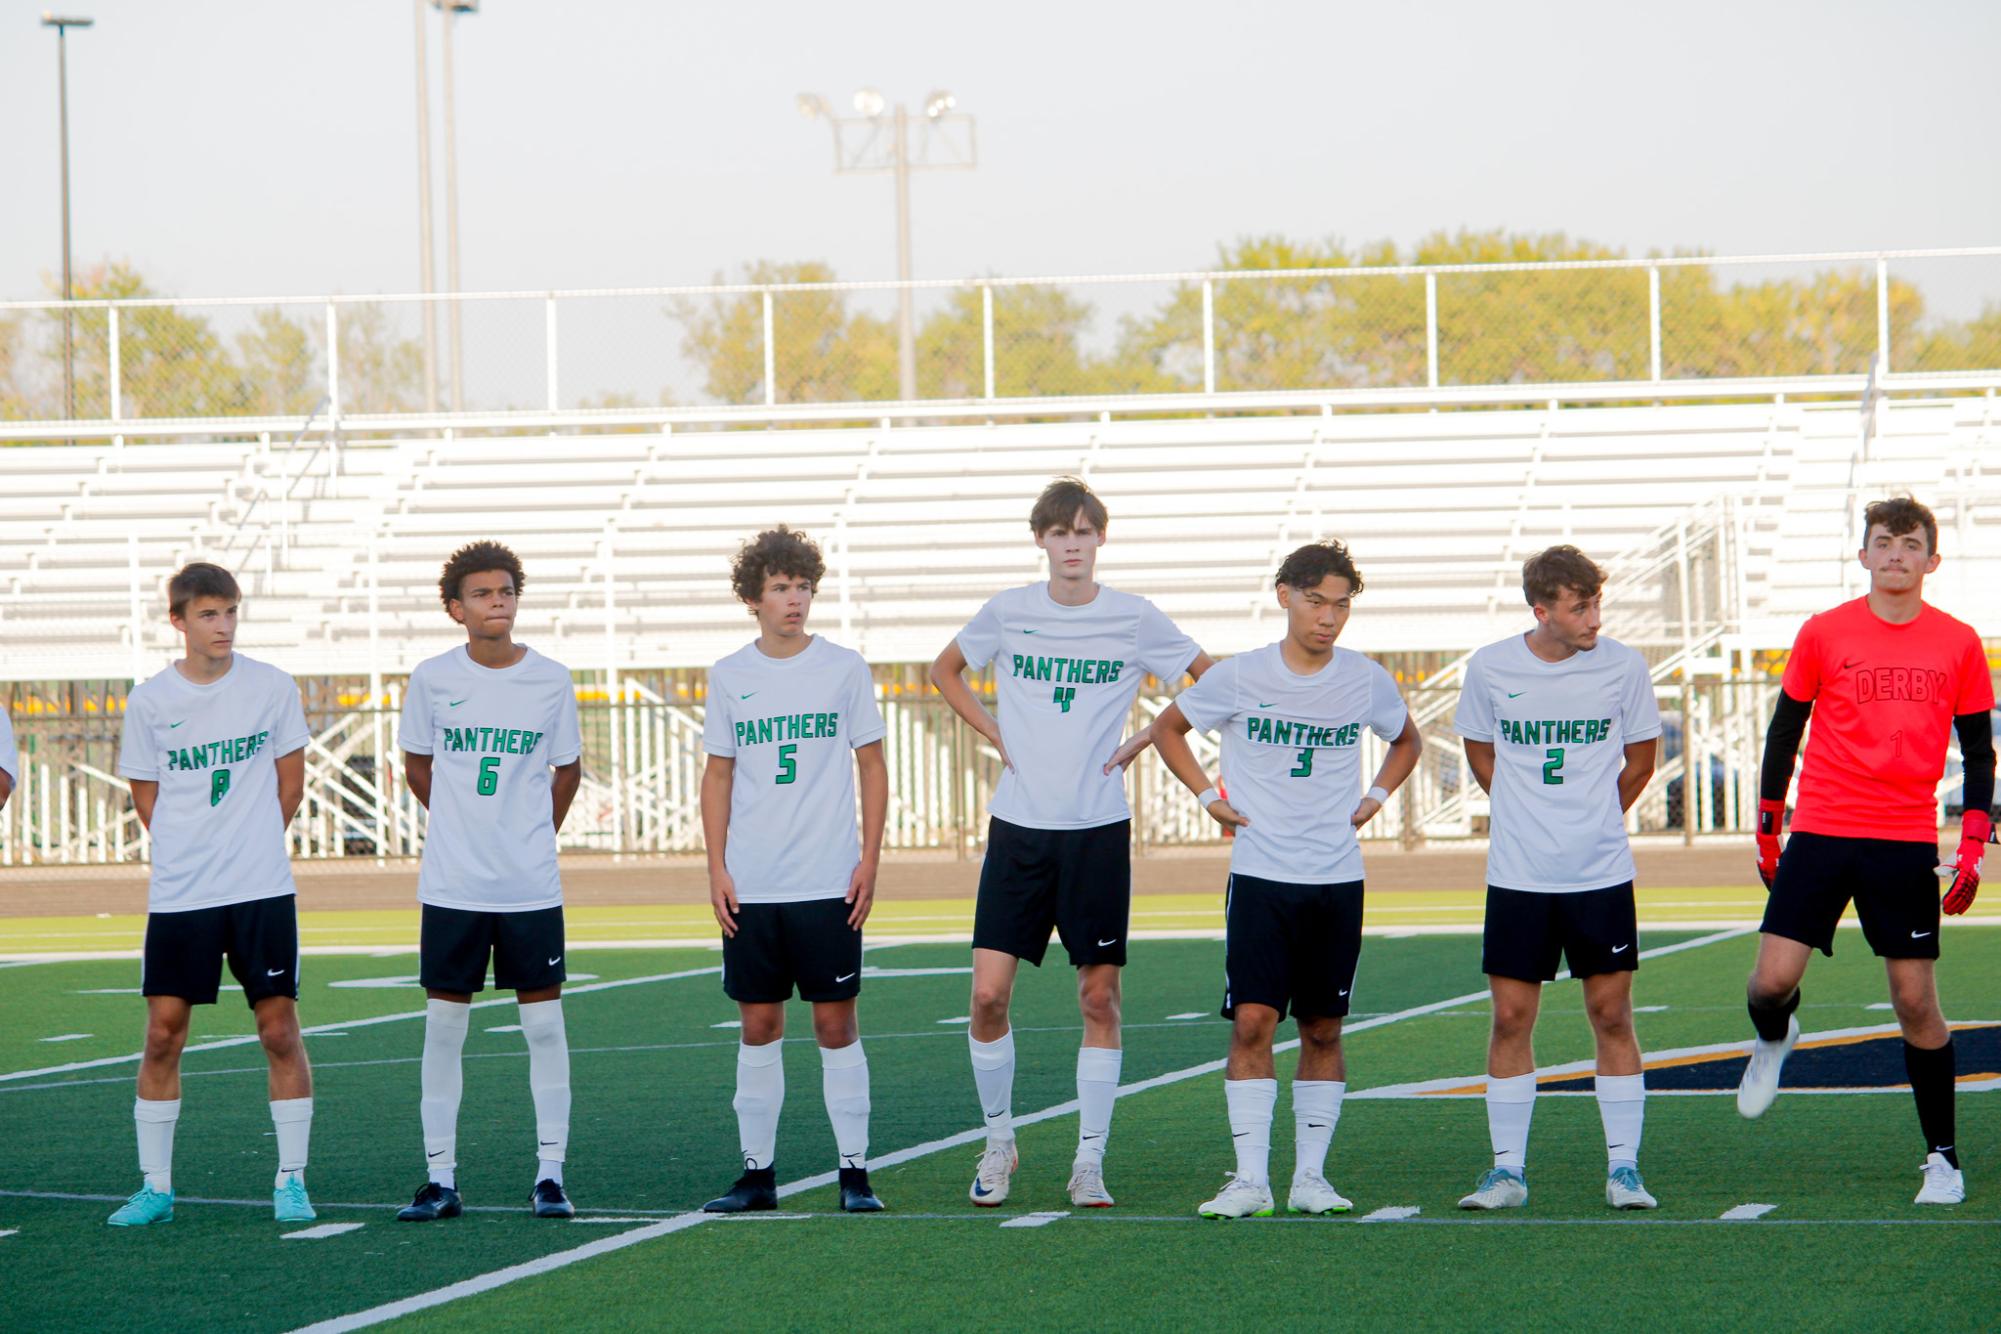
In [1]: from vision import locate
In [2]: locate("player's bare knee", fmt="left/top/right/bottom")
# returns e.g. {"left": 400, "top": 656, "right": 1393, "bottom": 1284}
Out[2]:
{"left": 1297, "top": 1020, "right": 1342, "bottom": 1056}
{"left": 1230, "top": 1010, "right": 1278, "bottom": 1051}
{"left": 811, "top": 1007, "right": 858, "bottom": 1048}
{"left": 970, "top": 980, "right": 1012, "bottom": 1026}
{"left": 1078, "top": 981, "right": 1120, "bottom": 1029}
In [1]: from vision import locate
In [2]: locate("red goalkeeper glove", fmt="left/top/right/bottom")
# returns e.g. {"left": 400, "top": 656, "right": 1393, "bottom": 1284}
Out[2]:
{"left": 1755, "top": 799, "right": 1786, "bottom": 890}
{"left": 1941, "top": 810, "right": 1993, "bottom": 915}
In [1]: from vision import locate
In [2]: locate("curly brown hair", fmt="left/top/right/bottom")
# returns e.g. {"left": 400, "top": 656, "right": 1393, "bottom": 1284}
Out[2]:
{"left": 439, "top": 540, "right": 525, "bottom": 610}
{"left": 731, "top": 526, "right": 825, "bottom": 604}
{"left": 1862, "top": 495, "right": 1937, "bottom": 555}
{"left": 1274, "top": 540, "right": 1364, "bottom": 596}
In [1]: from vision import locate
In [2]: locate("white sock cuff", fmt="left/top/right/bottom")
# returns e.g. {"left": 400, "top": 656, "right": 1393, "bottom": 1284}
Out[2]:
{"left": 134, "top": 1097, "right": 181, "bottom": 1123}
{"left": 1076, "top": 1046, "right": 1122, "bottom": 1080}
{"left": 1595, "top": 1073, "right": 1646, "bottom": 1101}
{"left": 969, "top": 1030, "right": 1014, "bottom": 1070}
{"left": 425, "top": 998, "right": 472, "bottom": 1033}
{"left": 1488, "top": 1072, "right": 1537, "bottom": 1103}
{"left": 1227, "top": 1077, "right": 1279, "bottom": 1103}
{"left": 517, "top": 998, "right": 565, "bottom": 1030}
{"left": 269, "top": 1097, "right": 313, "bottom": 1123}
{"left": 819, "top": 1040, "right": 866, "bottom": 1070}
{"left": 739, "top": 1039, "right": 784, "bottom": 1067}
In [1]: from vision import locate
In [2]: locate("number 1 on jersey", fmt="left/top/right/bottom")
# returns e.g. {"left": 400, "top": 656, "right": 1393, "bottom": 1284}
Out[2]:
{"left": 1289, "top": 748, "right": 1314, "bottom": 778}
{"left": 776, "top": 743, "right": 798, "bottom": 785}
{"left": 1542, "top": 747, "right": 1565, "bottom": 785}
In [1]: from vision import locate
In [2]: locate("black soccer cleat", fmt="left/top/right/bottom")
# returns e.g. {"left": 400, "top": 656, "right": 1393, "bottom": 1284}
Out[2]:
{"left": 396, "top": 1181, "right": 463, "bottom": 1222}
{"left": 838, "top": 1166, "right": 885, "bottom": 1213}
{"left": 702, "top": 1166, "right": 778, "bottom": 1213}
{"left": 531, "top": 1178, "right": 575, "bottom": 1219}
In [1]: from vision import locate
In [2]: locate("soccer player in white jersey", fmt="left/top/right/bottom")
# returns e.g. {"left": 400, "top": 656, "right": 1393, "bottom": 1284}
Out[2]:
{"left": 931, "top": 476, "right": 1213, "bottom": 1208}
{"left": 698, "top": 527, "right": 890, "bottom": 1214}
{"left": 1122, "top": 541, "right": 1421, "bottom": 1218}
{"left": 394, "top": 541, "right": 584, "bottom": 1222}
{"left": 108, "top": 562, "right": 315, "bottom": 1227}
{"left": 0, "top": 699, "right": 15, "bottom": 814}
{"left": 1453, "top": 545, "right": 1662, "bottom": 1212}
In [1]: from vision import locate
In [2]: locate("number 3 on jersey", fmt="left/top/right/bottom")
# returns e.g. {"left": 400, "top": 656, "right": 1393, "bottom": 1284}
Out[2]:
{"left": 1289, "top": 748, "right": 1314, "bottom": 778}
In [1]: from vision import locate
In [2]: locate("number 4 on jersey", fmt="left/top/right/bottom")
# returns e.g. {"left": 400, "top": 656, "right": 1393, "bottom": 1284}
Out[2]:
{"left": 1052, "top": 686, "right": 1076, "bottom": 713}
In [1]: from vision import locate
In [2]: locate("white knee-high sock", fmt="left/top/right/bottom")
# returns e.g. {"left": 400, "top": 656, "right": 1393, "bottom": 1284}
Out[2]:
{"left": 421, "top": 999, "right": 470, "bottom": 1188}
{"left": 519, "top": 999, "right": 570, "bottom": 1185}
{"left": 734, "top": 1039, "right": 784, "bottom": 1171}
{"left": 1291, "top": 1080, "right": 1345, "bottom": 1180}
{"left": 270, "top": 1096, "right": 313, "bottom": 1187}
{"left": 1596, "top": 1073, "right": 1645, "bottom": 1171}
{"left": 968, "top": 1030, "right": 1016, "bottom": 1147}
{"left": 135, "top": 1097, "right": 179, "bottom": 1194}
{"left": 1075, "top": 1046, "right": 1122, "bottom": 1163}
{"left": 1486, "top": 1072, "right": 1537, "bottom": 1174}
{"left": 819, "top": 1041, "right": 870, "bottom": 1169}
{"left": 1226, "top": 1078, "right": 1278, "bottom": 1187}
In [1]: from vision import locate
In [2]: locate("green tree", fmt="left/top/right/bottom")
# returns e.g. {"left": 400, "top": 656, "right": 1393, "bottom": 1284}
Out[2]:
{"left": 675, "top": 261, "right": 899, "bottom": 404}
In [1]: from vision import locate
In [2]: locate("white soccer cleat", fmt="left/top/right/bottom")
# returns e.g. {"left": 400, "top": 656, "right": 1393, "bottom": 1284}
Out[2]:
{"left": 1736, "top": 1015, "right": 1799, "bottom": 1119}
{"left": 1286, "top": 1172, "right": 1352, "bottom": 1215}
{"left": 1458, "top": 1167, "right": 1528, "bottom": 1210}
{"left": 1198, "top": 1173, "right": 1275, "bottom": 1219}
{"left": 968, "top": 1139, "right": 1017, "bottom": 1207}
{"left": 1915, "top": 1152, "right": 1966, "bottom": 1205}
{"left": 1605, "top": 1165, "right": 1657, "bottom": 1210}
{"left": 1067, "top": 1158, "right": 1115, "bottom": 1208}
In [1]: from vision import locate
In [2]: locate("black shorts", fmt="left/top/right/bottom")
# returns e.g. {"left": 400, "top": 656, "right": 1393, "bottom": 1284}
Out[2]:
{"left": 1221, "top": 873, "right": 1364, "bottom": 1021}
{"left": 1762, "top": 831, "right": 1941, "bottom": 959}
{"left": 1482, "top": 883, "right": 1638, "bottom": 983}
{"left": 722, "top": 897, "right": 864, "bottom": 1004}
{"left": 142, "top": 893, "right": 300, "bottom": 1008}
{"left": 972, "top": 816, "right": 1130, "bottom": 968}
{"left": 419, "top": 903, "right": 567, "bottom": 994}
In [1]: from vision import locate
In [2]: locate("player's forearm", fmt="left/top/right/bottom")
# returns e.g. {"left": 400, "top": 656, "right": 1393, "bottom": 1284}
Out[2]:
{"left": 1462, "top": 742, "right": 1495, "bottom": 794}
{"left": 550, "top": 761, "right": 582, "bottom": 832}
{"left": 857, "top": 752, "right": 888, "bottom": 864}
{"left": 130, "top": 780, "right": 157, "bottom": 829}
{"left": 0, "top": 773, "right": 11, "bottom": 811}
{"left": 1369, "top": 719, "right": 1423, "bottom": 797}
{"left": 1759, "top": 691, "right": 1812, "bottom": 804}
{"left": 1184, "top": 650, "right": 1217, "bottom": 683}
{"left": 1617, "top": 740, "right": 1658, "bottom": 812}
{"left": 699, "top": 769, "right": 732, "bottom": 873}
{"left": 275, "top": 751, "right": 306, "bottom": 827}
{"left": 1956, "top": 710, "right": 1995, "bottom": 816}
{"left": 1151, "top": 721, "right": 1213, "bottom": 800}
{"left": 403, "top": 754, "right": 433, "bottom": 808}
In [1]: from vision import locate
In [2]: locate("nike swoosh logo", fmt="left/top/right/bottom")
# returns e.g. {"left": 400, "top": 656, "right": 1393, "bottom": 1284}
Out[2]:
{"left": 1506, "top": 691, "right": 1525, "bottom": 698}
{"left": 428, "top": 1149, "right": 446, "bottom": 1159}
{"left": 1338, "top": 989, "right": 1350, "bottom": 996}
{"left": 1021, "top": 629, "right": 1037, "bottom": 635}
{"left": 547, "top": 956, "right": 562, "bottom": 966}
{"left": 168, "top": 720, "right": 186, "bottom": 729}
{"left": 985, "top": 1110, "right": 1005, "bottom": 1119}
{"left": 266, "top": 968, "right": 286, "bottom": 976}
{"left": 834, "top": 972, "right": 856, "bottom": 983}
{"left": 740, "top": 692, "right": 758, "bottom": 700}
{"left": 1257, "top": 702, "right": 1277, "bottom": 709}
{"left": 1232, "top": 1131, "right": 1249, "bottom": 1139}
{"left": 540, "top": 1140, "right": 559, "bottom": 1147}
{"left": 1912, "top": 931, "right": 1933, "bottom": 939}
{"left": 447, "top": 699, "right": 466, "bottom": 708}
{"left": 1842, "top": 659, "right": 1863, "bottom": 670}
{"left": 1306, "top": 1122, "right": 1328, "bottom": 1129}
{"left": 1097, "top": 938, "right": 1118, "bottom": 947}
{"left": 1611, "top": 944, "right": 1631, "bottom": 954}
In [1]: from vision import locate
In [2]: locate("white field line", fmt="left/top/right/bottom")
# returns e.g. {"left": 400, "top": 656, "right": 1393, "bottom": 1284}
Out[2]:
{"left": 1359, "top": 1206, "right": 1422, "bottom": 1222}
{"left": 289, "top": 926, "right": 1755, "bottom": 1333}
{"left": 999, "top": 1210, "right": 1070, "bottom": 1228}
{"left": 282, "top": 1223, "right": 366, "bottom": 1240}
{"left": 1721, "top": 1203, "right": 1779, "bottom": 1220}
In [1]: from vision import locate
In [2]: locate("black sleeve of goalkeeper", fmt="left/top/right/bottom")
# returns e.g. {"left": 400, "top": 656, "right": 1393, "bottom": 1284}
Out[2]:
{"left": 1759, "top": 691, "right": 1813, "bottom": 805}
{"left": 1956, "top": 710, "right": 1995, "bottom": 818}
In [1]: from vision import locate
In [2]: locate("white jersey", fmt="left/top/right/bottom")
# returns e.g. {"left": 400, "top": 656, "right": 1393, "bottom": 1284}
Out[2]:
{"left": 399, "top": 645, "right": 582, "bottom": 912}
{"left": 116, "top": 655, "right": 310, "bottom": 913}
{"left": 701, "top": 635, "right": 887, "bottom": 904}
{"left": 957, "top": 582, "right": 1199, "bottom": 830}
{"left": 0, "top": 707, "right": 16, "bottom": 788}
{"left": 1175, "top": 643, "right": 1409, "bottom": 885}
{"left": 1454, "top": 633, "right": 1663, "bottom": 893}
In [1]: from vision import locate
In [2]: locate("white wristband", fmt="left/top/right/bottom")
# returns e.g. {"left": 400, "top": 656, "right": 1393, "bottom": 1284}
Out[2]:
{"left": 1365, "top": 785, "right": 1391, "bottom": 806}
{"left": 1196, "top": 786, "right": 1221, "bottom": 808}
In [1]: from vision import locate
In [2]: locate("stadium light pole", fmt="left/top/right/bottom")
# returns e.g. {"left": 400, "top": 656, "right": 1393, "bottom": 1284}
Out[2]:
{"left": 42, "top": 12, "right": 94, "bottom": 425}
{"left": 434, "top": 0, "right": 477, "bottom": 413}
{"left": 411, "top": 0, "right": 439, "bottom": 413}
{"left": 798, "top": 89, "right": 976, "bottom": 402}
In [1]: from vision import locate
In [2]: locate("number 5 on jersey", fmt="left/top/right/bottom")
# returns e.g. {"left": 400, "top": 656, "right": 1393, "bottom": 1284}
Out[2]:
{"left": 775, "top": 743, "right": 797, "bottom": 785}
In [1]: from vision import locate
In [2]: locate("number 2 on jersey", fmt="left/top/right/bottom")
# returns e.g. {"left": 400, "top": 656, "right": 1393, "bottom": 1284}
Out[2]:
{"left": 776, "top": 743, "right": 798, "bottom": 785}
{"left": 1542, "top": 747, "right": 1565, "bottom": 785}
{"left": 1288, "top": 748, "right": 1314, "bottom": 778}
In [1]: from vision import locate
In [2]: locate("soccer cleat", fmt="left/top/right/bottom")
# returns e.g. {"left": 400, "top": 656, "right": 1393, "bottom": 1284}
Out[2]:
{"left": 1736, "top": 1015, "right": 1800, "bottom": 1119}
{"left": 1286, "top": 1172, "right": 1353, "bottom": 1215}
{"left": 1605, "top": 1165, "right": 1657, "bottom": 1210}
{"left": 1198, "top": 1173, "right": 1275, "bottom": 1219}
{"left": 531, "top": 1178, "right": 575, "bottom": 1219}
{"left": 395, "top": 1181, "right": 463, "bottom": 1222}
{"left": 106, "top": 1185, "right": 174, "bottom": 1227}
{"left": 1915, "top": 1152, "right": 1966, "bottom": 1205}
{"left": 273, "top": 1174, "right": 316, "bottom": 1223}
{"left": 969, "top": 1139, "right": 1017, "bottom": 1207}
{"left": 1067, "top": 1158, "right": 1115, "bottom": 1208}
{"left": 838, "top": 1166, "right": 885, "bottom": 1213}
{"left": 702, "top": 1167, "right": 777, "bottom": 1213}
{"left": 1458, "top": 1167, "right": 1529, "bottom": 1210}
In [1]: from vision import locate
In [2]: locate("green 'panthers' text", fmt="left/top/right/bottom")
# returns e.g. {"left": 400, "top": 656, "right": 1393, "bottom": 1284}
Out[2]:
{"left": 1499, "top": 717, "right": 1613, "bottom": 745}
{"left": 441, "top": 726, "right": 546, "bottom": 755}
{"left": 1245, "top": 717, "right": 1361, "bottom": 748}
{"left": 736, "top": 713, "right": 842, "bottom": 747}
{"left": 166, "top": 730, "right": 270, "bottom": 772}
{"left": 1010, "top": 655, "right": 1125, "bottom": 685}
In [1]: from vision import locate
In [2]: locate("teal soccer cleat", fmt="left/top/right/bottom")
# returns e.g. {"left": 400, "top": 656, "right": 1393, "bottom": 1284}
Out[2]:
{"left": 274, "top": 1174, "right": 317, "bottom": 1222}
{"left": 107, "top": 1186, "right": 175, "bottom": 1227}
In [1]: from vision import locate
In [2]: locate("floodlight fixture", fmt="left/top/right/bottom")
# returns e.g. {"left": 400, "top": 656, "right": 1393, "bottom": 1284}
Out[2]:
{"left": 852, "top": 87, "right": 886, "bottom": 118}
{"left": 924, "top": 90, "right": 955, "bottom": 119}
{"left": 41, "top": 13, "right": 94, "bottom": 27}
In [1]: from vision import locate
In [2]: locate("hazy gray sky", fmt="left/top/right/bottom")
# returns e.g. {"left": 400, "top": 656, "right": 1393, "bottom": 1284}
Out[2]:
{"left": 2, "top": 0, "right": 1995, "bottom": 303}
